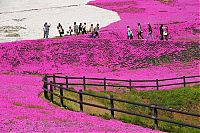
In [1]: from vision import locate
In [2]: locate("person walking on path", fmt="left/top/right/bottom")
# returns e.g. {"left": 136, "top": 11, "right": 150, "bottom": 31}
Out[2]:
{"left": 78, "top": 23, "right": 83, "bottom": 35}
{"left": 82, "top": 23, "right": 87, "bottom": 34}
{"left": 43, "top": 22, "right": 51, "bottom": 38}
{"left": 160, "top": 24, "right": 164, "bottom": 40}
{"left": 73, "top": 22, "right": 79, "bottom": 35}
{"left": 127, "top": 26, "right": 133, "bottom": 39}
{"left": 137, "top": 23, "right": 143, "bottom": 39}
{"left": 163, "top": 25, "right": 168, "bottom": 41}
{"left": 146, "top": 23, "right": 154, "bottom": 40}
{"left": 89, "top": 24, "right": 95, "bottom": 38}
{"left": 94, "top": 24, "right": 100, "bottom": 38}
{"left": 57, "top": 23, "right": 64, "bottom": 37}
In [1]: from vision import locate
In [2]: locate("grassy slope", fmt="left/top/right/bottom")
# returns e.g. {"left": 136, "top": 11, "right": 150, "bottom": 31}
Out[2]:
{"left": 42, "top": 85, "right": 200, "bottom": 133}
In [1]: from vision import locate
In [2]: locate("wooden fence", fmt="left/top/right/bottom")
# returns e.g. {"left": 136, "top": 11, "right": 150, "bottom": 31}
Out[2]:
{"left": 42, "top": 75, "right": 200, "bottom": 130}
{"left": 46, "top": 75, "right": 199, "bottom": 91}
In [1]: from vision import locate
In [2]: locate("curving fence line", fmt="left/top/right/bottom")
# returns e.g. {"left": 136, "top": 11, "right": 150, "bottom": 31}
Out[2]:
{"left": 42, "top": 75, "right": 200, "bottom": 130}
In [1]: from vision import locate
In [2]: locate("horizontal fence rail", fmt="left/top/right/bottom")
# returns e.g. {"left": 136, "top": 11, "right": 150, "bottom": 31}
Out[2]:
{"left": 42, "top": 74, "right": 200, "bottom": 130}
{"left": 47, "top": 74, "right": 200, "bottom": 91}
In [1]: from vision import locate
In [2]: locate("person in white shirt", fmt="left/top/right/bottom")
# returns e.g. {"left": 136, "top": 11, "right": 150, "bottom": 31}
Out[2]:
{"left": 73, "top": 22, "right": 79, "bottom": 35}
{"left": 89, "top": 24, "right": 94, "bottom": 38}
{"left": 163, "top": 25, "right": 168, "bottom": 41}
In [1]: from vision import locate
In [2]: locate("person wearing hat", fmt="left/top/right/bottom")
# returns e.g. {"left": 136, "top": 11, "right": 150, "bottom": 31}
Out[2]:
{"left": 146, "top": 22, "right": 154, "bottom": 40}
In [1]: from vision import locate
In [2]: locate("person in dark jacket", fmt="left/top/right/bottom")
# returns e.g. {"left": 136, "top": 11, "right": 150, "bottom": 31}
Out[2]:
{"left": 82, "top": 23, "right": 87, "bottom": 34}
{"left": 137, "top": 23, "right": 143, "bottom": 39}
{"left": 78, "top": 23, "right": 83, "bottom": 35}
{"left": 67, "top": 26, "right": 73, "bottom": 36}
{"left": 43, "top": 22, "right": 51, "bottom": 38}
{"left": 146, "top": 23, "right": 154, "bottom": 40}
{"left": 94, "top": 24, "right": 100, "bottom": 38}
{"left": 57, "top": 23, "right": 64, "bottom": 37}
{"left": 160, "top": 24, "right": 164, "bottom": 40}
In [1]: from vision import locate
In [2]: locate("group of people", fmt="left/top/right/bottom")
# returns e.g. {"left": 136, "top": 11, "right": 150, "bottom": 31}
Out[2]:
{"left": 127, "top": 23, "right": 169, "bottom": 41}
{"left": 72, "top": 22, "right": 100, "bottom": 38}
{"left": 43, "top": 22, "right": 100, "bottom": 39}
{"left": 43, "top": 21, "right": 169, "bottom": 41}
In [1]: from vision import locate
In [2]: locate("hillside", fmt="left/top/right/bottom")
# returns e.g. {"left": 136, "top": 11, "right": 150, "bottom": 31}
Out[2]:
{"left": 0, "top": 37, "right": 199, "bottom": 80}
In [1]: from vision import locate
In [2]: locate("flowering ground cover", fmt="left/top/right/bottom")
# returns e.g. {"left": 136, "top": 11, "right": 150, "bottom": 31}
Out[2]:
{"left": 88, "top": 0, "right": 200, "bottom": 41}
{"left": 0, "top": 37, "right": 199, "bottom": 90}
{"left": 0, "top": 37, "right": 199, "bottom": 77}
{"left": 0, "top": 74, "right": 162, "bottom": 132}
{"left": 0, "top": 38, "right": 198, "bottom": 132}
{"left": 0, "top": 0, "right": 199, "bottom": 132}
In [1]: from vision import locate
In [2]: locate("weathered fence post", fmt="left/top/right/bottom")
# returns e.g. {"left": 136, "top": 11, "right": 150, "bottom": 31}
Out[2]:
{"left": 43, "top": 74, "right": 48, "bottom": 99}
{"left": 129, "top": 79, "right": 132, "bottom": 91}
{"left": 53, "top": 74, "right": 56, "bottom": 90}
{"left": 156, "top": 79, "right": 159, "bottom": 91}
{"left": 110, "top": 95, "right": 115, "bottom": 119}
{"left": 151, "top": 104, "right": 159, "bottom": 130}
{"left": 183, "top": 76, "right": 186, "bottom": 87}
{"left": 104, "top": 78, "right": 106, "bottom": 91}
{"left": 83, "top": 76, "right": 86, "bottom": 91}
{"left": 50, "top": 81, "right": 53, "bottom": 102}
{"left": 79, "top": 90, "right": 83, "bottom": 112}
{"left": 60, "top": 85, "right": 64, "bottom": 107}
{"left": 66, "top": 76, "right": 69, "bottom": 88}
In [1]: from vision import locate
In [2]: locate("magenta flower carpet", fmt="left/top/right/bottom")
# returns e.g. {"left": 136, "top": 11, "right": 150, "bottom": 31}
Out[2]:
{"left": 0, "top": 0, "right": 199, "bottom": 132}
{"left": 0, "top": 74, "right": 162, "bottom": 132}
{"left": 0, "top": 37, "right": 199, "bottom": 89}
{"left": 0, "top": 38, "right": 198, "bottom": 131}
{"left": 88, "top": 0, "right": 199, "bottom": 41}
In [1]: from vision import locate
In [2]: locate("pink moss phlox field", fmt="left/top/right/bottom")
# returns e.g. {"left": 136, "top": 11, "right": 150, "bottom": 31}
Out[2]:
{"left": 0, "top": 37, "right": 199, "bottom": 90}
{"left": 0, "top": 37, "right": 199, "bottom": 76}
{"left": 0, "top": 74, "right": 162, "bottom": 132}
{"left": 0, "top": 0, "right": 199, "bottom": 131}
{"left": 88, "top": 0, "right": 200, "bottom": 41}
